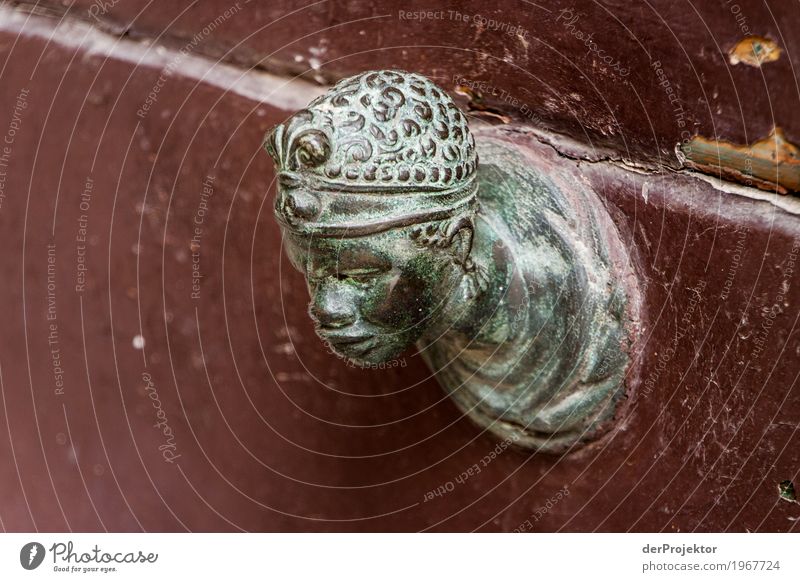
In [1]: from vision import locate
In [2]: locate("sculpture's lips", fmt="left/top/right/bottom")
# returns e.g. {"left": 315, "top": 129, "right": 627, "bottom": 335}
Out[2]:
{"left": 326, "top": 335, "right": 371, "bottom": 344}
{"left": 317, "top": 329, "right": 373, "bottom": 345}
{"left": 318, "top": 331, "right": 377, "bottom": 354}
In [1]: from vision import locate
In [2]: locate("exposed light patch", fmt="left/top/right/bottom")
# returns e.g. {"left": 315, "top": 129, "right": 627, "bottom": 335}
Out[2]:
{"left": 779, "top": 480, "right": 797, "bottom": 504}
{"left": 729, "top": 36, "right": 781, "bottom": 67}
{"left": 679, "top": 128, "right": 800, "bottom": 194}
{"left": 453, "top": 85, "right": 512, "bottom": 124}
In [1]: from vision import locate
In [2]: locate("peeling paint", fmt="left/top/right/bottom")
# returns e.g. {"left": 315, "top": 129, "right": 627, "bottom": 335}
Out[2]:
{"left": 779, "top": 480, "right": 798, "bottom": 504}
{"left": 680, "top": 128, "right": 800, "bottom": 194}
{"left": 728, "top": 36, "right": 781, "bottom": 66}
{"left": 453, "top": 84, "right": 512, "bottom": 123}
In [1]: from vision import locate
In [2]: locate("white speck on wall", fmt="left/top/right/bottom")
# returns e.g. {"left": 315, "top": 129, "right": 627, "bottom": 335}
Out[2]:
{"left": 132, "top": 335, "right": 145, "bottom": 350}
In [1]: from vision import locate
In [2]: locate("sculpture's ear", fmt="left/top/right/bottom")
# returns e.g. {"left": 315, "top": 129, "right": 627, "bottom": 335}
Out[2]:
{"left": 445, "top": 217, "right": 474, "bottom": 268}
{"left": 445, "top": 216, "right": 488, "bottom": 298}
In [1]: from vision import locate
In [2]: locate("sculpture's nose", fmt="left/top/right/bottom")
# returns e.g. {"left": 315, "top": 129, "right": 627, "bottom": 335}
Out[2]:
{"left": 310, "top": 278, "right": 358, "bottom": 329}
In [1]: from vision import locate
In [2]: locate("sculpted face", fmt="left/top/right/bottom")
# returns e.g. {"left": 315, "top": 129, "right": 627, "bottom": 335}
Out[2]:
{"left": 283, "top": 227, "right": 452, "bottom": 365}
{"left": 266, "top": 70, "right": 480, "bottom": 364}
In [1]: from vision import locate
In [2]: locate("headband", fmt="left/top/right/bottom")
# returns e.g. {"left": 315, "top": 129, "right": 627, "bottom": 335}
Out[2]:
{"left": 265, "top": 70, "right": 479, "bottom": 238}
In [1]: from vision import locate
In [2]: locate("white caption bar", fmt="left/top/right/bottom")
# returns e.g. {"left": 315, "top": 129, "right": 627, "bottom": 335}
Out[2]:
{"left": 0, "top": 533, "right": 798, "bottom": 581}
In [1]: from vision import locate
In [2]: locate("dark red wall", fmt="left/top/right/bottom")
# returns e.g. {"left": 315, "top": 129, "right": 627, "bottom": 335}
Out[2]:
{"left": 0, "top": 1, "right": 798, "bottom": 532}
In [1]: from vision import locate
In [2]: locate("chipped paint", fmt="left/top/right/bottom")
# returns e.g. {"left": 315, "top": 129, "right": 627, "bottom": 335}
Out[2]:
{"left": 680, "top": 128, "right": 800, "bottom": 194}
{"left": 729, "top": 36, "right": 781, "bottom": 66}
{"left": 453, "top": 84, "right": 512, "bottom": 123}
{"left": 779, "top": 480, "right": 798, "bottom": 504}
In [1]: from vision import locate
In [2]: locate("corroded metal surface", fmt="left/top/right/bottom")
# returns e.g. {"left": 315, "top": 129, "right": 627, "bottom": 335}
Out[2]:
{"left": 265, "top": 70, "right": 641, "bottom": 452}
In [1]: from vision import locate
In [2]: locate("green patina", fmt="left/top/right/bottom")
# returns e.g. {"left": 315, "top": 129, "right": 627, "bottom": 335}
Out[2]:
{"left": 264, "top": 70, "right": 640, "bottom": 453}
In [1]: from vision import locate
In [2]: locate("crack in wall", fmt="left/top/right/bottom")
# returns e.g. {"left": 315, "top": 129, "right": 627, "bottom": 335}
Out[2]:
{"left": 0, "top": 3, "right": 325, "bottom": 111}
{"left": 1, "top": 2, "right": 798, "bottom": 217}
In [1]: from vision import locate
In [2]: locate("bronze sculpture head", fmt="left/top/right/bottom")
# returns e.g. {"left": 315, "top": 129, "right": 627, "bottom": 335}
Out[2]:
{"left": 265, "top": 70, "right": 486, "bottom": 365}
{"left": 265, "top": 69, "right": 641, "bottom": 453}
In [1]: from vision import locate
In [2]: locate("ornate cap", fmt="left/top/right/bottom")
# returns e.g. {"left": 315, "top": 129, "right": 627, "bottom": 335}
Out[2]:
{"left": 264, "top": 70, "right": 478, "bottom": 237}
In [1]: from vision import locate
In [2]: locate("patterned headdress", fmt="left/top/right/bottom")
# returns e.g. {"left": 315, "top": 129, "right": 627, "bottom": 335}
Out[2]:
{"left": 264, "top": 70, "right": 478, "bottom": 237}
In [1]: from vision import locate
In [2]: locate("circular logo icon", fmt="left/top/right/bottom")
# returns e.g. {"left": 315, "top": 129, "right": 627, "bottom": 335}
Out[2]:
{"left": 20, "top": 542, "right": 46, "bottom": 570}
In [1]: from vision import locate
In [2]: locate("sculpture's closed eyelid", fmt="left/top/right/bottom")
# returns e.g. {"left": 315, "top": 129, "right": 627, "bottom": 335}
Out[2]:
{"left": 327, "top": 268, "right": 386, "bottom": 287}
{"left": 349, "top": 273, "right": 385, "bottom": 287}
{"left": 337, "top": 267, "right": 386, "bottom": 278}
{"left": 306, "top": 265, "right": 384, "bottom": 287}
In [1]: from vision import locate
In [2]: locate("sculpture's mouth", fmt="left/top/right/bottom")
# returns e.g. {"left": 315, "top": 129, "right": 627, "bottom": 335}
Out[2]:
{"left": 318, "top": 330, "right": 378, "bottom": 357}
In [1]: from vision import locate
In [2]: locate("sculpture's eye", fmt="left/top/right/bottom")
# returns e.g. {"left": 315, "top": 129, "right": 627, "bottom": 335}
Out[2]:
{"left": 332, "top": 267, "right": 385, "bottom": 287}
